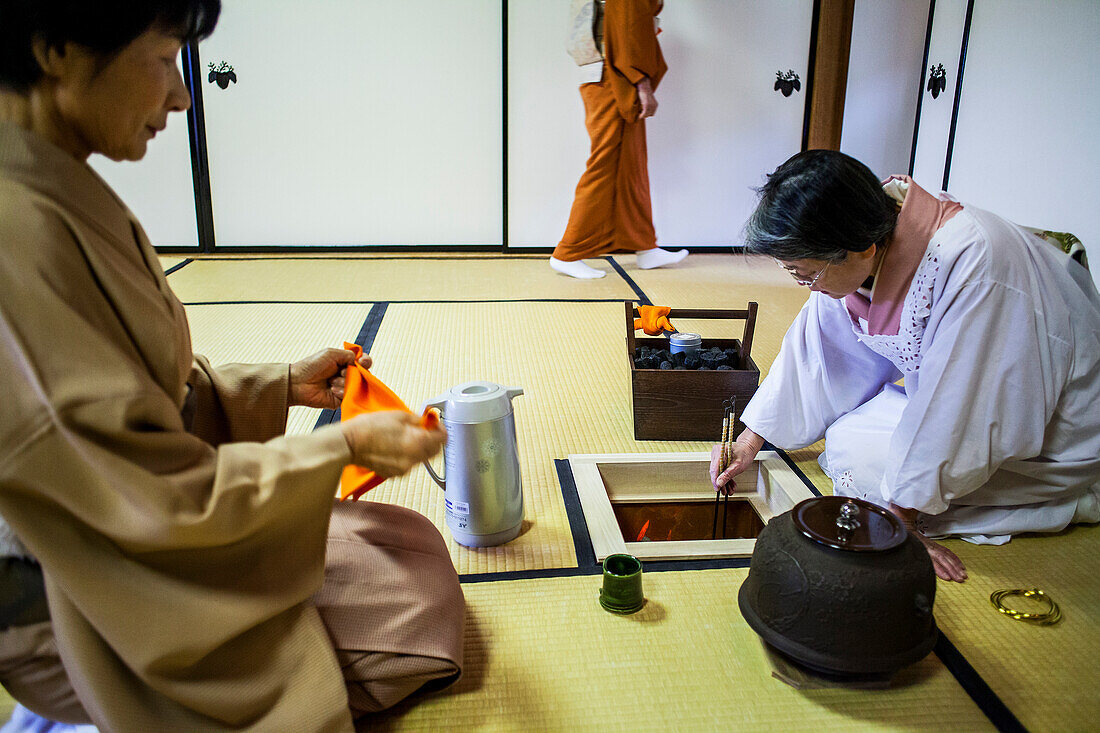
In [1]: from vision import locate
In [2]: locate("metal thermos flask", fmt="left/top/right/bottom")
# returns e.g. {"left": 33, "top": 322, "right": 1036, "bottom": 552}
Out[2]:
{"left": 422, "top": 382, "right": 525, "bottom": 547}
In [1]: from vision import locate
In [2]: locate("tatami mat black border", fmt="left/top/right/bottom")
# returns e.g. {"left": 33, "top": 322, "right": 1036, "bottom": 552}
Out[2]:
{"left": 556, "top": 458, "right": 599, "bottom": 571}
{"left": 313, "top": 303, "right": 389, "bottom": 429}
{"left": 933, "top": 634, "right": 1027, "bottom": 733}
{"left": 606, "top": 256, "right": 652, "bottom": 306}
{"left": 770, "top": 444, "right": 824, "bottom": 498}
{"left": 163, "top": 259, "right": 193, "bottom": 276}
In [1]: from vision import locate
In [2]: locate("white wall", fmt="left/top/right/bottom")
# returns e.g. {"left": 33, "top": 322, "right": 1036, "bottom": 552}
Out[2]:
{"left": 199, "top": 0, "right": 504, "bottom": 247}
{"left": 946, "top": 0, "right": 1100, "bottom": 291}
{"left": 840, "top": 0, "right": 930, "bottom": 180}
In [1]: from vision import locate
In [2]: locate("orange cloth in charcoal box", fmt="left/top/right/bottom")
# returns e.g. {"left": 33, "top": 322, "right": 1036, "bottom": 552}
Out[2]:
{"left": 633, "top": 304, "right": 676, "bottom": 335}
{"left": 554, "top": 0, "right": 667, "bottom": 262}
{"left": 338, "top": 342, "right": 440, "bottom": 501}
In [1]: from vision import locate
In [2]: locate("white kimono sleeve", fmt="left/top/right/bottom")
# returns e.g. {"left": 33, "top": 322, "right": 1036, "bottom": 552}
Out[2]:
{"left": 741, "top": 293, "right": 902, "bottom": 449}
{"left": 882, "top": 279, "right": 1061, "bottom": 514}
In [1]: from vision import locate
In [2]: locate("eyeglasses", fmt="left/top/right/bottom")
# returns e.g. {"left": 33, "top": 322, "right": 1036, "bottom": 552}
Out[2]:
{"left": 775, "top": 259, "right": 830, "bottom": 288}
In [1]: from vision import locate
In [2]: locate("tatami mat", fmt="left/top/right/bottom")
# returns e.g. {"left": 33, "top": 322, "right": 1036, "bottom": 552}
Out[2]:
{"left": 166, "top": 256, "right": 638, "bottom": 303}
{"left": 367, "top": 569, "right": 993, "bottom": 732}
{"left": 183, "top": 303, "right": 371, "bottom": 435}
{"left": 931, "top": 524, "right": 1100, "bottom": 731}
{"left": 361, "top": 301, "right": 717, "bottom": 575}
{"left": 7, "top": 254, "right": 1081, "bottom": 731}
{"left": 157, "top": 255, "right": 189, "bottom": 271}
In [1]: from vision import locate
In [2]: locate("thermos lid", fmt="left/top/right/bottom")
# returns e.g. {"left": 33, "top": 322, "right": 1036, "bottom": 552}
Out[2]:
{"left": 792, "top": 496, "right": 907, "bottom": 552}
{"left": 668, "top": 332, "right": 702, "bottom": 346}
{"left": 423, "top": 381, "right": 524, "bottom": 423}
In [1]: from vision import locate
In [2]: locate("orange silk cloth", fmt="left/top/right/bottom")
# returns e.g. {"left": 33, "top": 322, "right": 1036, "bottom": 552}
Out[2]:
{"left": 338, "top": 342, "right": 439, "bottom": 501}
{"left": 633, "top": 305, "right": 675, "bottom": 335}
{"left": 553, "top": 0, "right": 666, "bottom": 262}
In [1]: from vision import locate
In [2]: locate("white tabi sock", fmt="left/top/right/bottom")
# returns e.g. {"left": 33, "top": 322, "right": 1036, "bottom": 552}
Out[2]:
{"left": 636, "top": 247, "right": 688, "bottom": 270}
{"left": 549, "top": 257, "right": 607, "bottom": 279}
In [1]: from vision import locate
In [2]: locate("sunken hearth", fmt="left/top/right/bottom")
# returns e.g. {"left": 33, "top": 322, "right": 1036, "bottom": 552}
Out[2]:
{"left": 569, "top": 451, "right": 816, "bottom": 562}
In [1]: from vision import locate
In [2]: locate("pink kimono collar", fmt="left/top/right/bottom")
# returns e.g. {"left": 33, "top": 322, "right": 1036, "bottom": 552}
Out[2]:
{"left": 844, "top": 176, "right": 963, "bottom": 335}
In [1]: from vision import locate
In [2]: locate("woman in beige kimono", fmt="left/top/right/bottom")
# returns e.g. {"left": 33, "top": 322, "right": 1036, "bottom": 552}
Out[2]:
{"left": 0, "top": 2, "right": 464, "bottom": 729}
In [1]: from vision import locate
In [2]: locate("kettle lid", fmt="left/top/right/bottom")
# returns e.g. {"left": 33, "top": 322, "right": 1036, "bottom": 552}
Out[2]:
{"left": 425, "top": 381, "right": 523, "bottom": 423}
{"left": 792, "top": 496, "right": 907, "bottom": 552}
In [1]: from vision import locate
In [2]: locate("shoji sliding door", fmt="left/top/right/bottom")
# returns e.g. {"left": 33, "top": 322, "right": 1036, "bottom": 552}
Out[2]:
{"left": 198, "top": 0, "right": 503, "bottom": 247}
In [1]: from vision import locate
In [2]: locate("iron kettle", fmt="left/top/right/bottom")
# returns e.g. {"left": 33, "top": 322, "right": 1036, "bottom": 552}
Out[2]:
{"left": 422, "top": 381, "right": 524, "bottom": 547}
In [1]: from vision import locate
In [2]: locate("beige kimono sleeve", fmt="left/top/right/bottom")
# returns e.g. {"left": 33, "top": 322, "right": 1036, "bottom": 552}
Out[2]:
{"left": 188, "top": 356, "right": 292, "bottom": 445}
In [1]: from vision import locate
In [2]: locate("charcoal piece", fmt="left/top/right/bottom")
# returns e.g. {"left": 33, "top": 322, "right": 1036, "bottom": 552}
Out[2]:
{"left": 716, "top": 365, "right": 734, "bottom": 370}
{"left": 659, "top": 361, "right": 673, "bottom": 370}
{"left": 723, "top": 348, "right": 740, "bottom": 360}
{"left": 673, "top": 365, "right": 687, "bottom": 370}
{"left": 699, "top": 352, "right": 722, "bottom": 367}
{"left": 659, "top": 350, "right": 672, "bottom": 362}
{"left": 684, "top": 355, "right": 701, "bottom": 370}
{"left": 698, "top": 366, "right": 711, "bottom": 370}
{"left": 671, "top": 351, "right": 686, "bottom": 365}
{"left": 633, "top": 358, "right": 645, "bottom": 369}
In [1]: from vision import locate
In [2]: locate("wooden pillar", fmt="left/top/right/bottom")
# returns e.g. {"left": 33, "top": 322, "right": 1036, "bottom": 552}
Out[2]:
{"left": 807, "top": 0, "right": 855, "bottom": 151}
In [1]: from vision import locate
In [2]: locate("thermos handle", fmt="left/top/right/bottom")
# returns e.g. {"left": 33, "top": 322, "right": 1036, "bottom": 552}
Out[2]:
{"left": 421, "top": 398, "right": 447, "bottom": 491}
{"left": 423, "top": 453, "right": 446, "bottom": 491}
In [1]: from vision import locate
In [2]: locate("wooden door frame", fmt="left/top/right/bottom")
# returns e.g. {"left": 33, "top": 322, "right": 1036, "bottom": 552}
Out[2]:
{"left": 806, "top": 0, "right": 855, "bottom": 151}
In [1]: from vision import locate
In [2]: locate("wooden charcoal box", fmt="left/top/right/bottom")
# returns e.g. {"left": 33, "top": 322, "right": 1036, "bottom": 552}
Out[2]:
{"left": 626, "top": 301, "right": 760, "bottom": 441}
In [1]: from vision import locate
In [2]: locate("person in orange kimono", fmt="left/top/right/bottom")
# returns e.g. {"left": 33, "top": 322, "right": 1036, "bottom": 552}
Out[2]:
{"left": 551, "top": 0, "right": 687, "bottom": 279}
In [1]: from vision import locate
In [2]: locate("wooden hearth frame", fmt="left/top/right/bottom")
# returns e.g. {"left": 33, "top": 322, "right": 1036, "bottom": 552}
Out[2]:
{"left": 569, "top": 451, "right": 816, "bottom": 562}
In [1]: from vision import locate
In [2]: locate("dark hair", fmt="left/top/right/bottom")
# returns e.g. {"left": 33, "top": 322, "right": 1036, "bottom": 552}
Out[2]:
{"left": 743, "top": 150, "right": 899, "bottom": 263}
{"left": 0, "top": 0, "right": 221, "bottom": 92}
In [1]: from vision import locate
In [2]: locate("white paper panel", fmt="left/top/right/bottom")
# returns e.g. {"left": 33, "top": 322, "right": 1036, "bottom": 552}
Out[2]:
{"left": 909, "top": 0, "right": 969, "bottom": 192}
{"left": 841, "top": 0, "right": 930, "bottom": 179}
{"left": 947, "top": 0, "right": 1100, "bottom": 290}
{"left": 199, "top": 0, "right": 503, "bottom": 247}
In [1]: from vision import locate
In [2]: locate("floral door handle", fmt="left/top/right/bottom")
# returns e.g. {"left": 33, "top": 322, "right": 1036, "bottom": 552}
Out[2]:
{"left": 774, "top": 70, "right": 801, "bottom": 97}
{"left": 208, "top": 61, "right": 237, "bottom": 89}
{"left": 927, "top": 63, "right": 947, "bottom": 99}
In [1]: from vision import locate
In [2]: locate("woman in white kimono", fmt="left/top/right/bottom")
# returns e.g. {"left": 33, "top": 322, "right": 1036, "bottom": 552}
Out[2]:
{"left": 711, "top": 151, "right": 1100, "bottom": 582}
{"left": 0, "top": 1, "right": 462, "bottom": 729}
